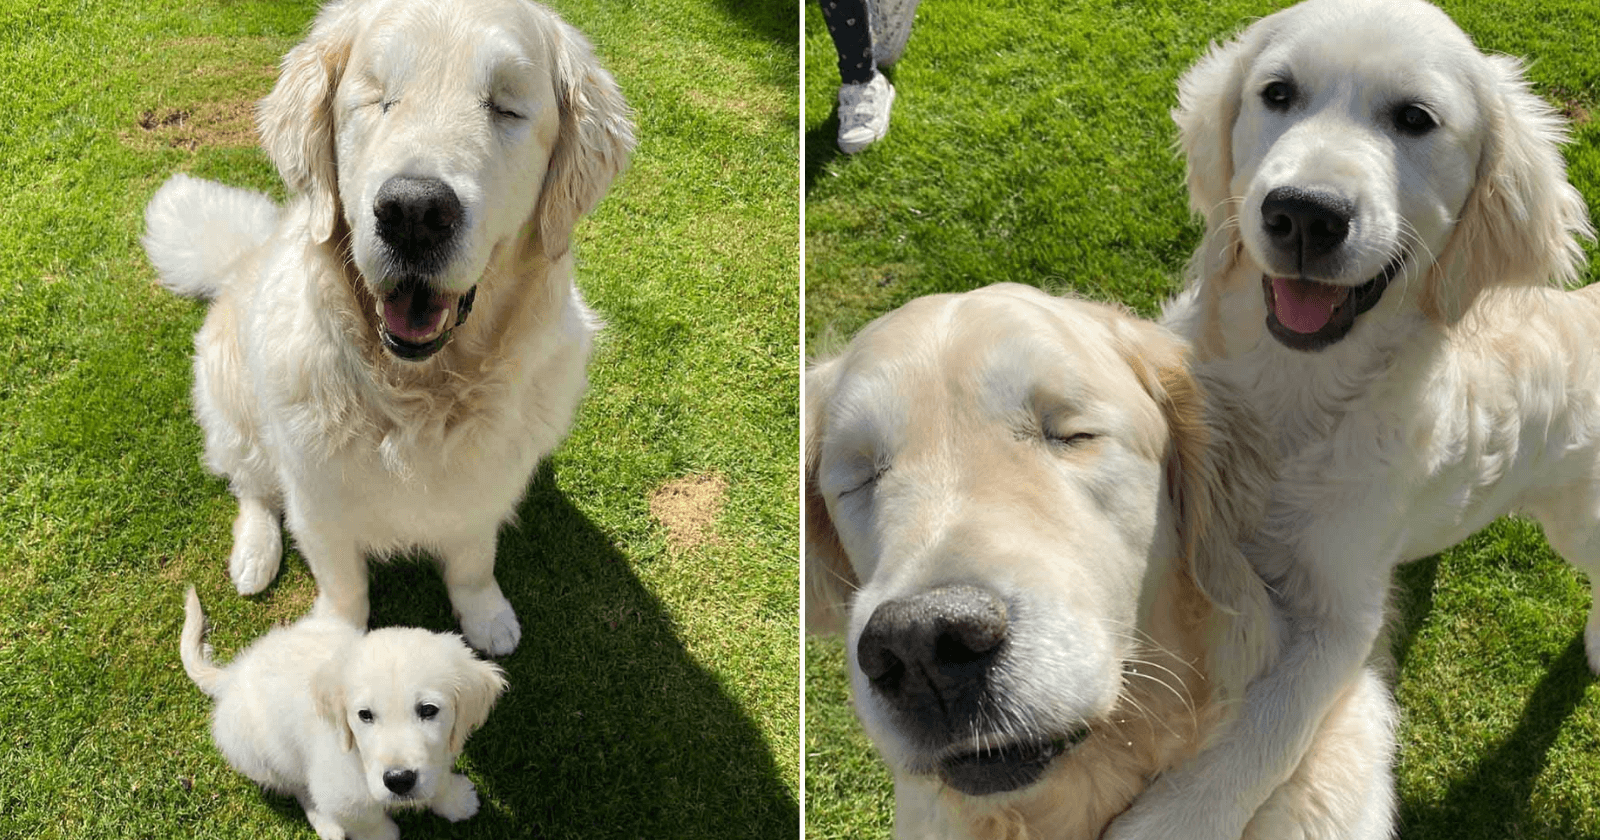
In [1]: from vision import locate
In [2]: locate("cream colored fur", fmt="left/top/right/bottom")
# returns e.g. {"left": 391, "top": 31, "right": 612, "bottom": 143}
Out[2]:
{"left": 1121, "top": 1, "right": 1597, "bottom": 837}
{"left": 143, "top": 0, "right": 634, "bottom": 655}
{"left": 806, "top": 284, "right": 1397, "bottom": 839}
{"left": 181, "top": 588, "right": 508, "bottom": 840}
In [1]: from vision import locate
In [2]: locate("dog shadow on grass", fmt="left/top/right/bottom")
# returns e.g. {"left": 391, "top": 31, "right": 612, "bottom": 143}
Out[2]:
{"left": 1390, "top": 555, "right": 1598, "bottom": 838}
{"left": 712, "top": 0, "right": 795, "bottom": 46}
{"left": 359, "top": 462, "right": 798, "bottom": 839}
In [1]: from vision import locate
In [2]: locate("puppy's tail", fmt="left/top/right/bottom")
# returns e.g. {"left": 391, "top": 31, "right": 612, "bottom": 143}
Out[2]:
{"left": 143, "top": 173, "right": 280, "bottom": 299}
{"left": 180, "top": 586, "right": 226, "bottom": 698}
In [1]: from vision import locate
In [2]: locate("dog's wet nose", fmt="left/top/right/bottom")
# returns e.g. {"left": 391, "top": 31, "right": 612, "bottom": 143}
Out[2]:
{"left": 856, "top": 584, "right": 1008, "bottom": 725}
{"left": 1261, "top": 185, "right": 1353, "bottom": 263}
{"left": 382, "top": 768, "right": 418, "bottom": 796}
{"left": 374, "top": 176, "right": 462, "bottom": 260}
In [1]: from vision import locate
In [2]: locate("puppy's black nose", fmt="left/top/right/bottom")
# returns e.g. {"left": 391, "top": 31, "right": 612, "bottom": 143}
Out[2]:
{"left": 856, "top": 584, "right": 1008, "bottom": 736}
{"left": 1261, "top": 186, "right": 1353, "bottom": 263}
{"left": 374, "top": 176, "right": 462, "bottom": 260}
{"left": 382, "top": 768, "right": 418, "bottom": 796}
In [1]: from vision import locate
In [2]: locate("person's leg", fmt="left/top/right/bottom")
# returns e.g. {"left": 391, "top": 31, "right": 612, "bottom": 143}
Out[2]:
{"left": 820, "top": 0, "right": 895, "bottom": 153}
{"left": 819, "top": 0, "right": 874, "bottom": 84}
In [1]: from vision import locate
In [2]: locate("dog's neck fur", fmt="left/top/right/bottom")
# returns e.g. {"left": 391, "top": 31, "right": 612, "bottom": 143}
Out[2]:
{"left": 1174, "top": 239, "right": 1448, "bottom": 456}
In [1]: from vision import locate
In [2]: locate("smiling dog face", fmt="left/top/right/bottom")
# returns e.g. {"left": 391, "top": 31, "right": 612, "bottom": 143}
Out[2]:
{"left": 258, "top": 0, "right": 633, "bottom": 362}
{"left": 806, "top": 286, "right": 1275, "bottom": 831}
{"left": 1175, "top": 0, "right": 1588, "bottom": 351}
{"left": 314, "top": 627, "right": 507, "bottom": 806}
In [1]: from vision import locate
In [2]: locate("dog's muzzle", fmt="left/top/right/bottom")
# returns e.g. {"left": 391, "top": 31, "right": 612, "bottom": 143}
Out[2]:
{"left": 857, "top": 584, "right": 1089, "bottom": 796}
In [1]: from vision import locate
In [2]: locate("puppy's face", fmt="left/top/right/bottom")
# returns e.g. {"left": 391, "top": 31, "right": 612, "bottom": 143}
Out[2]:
{"left": 809, "top": 286, "right": 1183, "bottom": 797}
{"left": 321, "top": 629, "right": 506, "bottom": 806}
{"left": 332, "top": 0, "right": 562, "bottom": 360}
{"left": 1229, "top": 0, "right": 1484, "bottom": 350}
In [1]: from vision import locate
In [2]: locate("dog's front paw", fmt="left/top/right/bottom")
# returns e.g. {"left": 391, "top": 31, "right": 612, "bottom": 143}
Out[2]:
{"left": 453, "top": 588, "right": 521, "bottom": 656}
{"left": 431, "top": 773, "right": 481, "bottom": 822}
{"left": 229, "top": 503, "right": 282, "bottom": 595}
{"left": 462, "top": 606, "right": 521, "bottom": 657}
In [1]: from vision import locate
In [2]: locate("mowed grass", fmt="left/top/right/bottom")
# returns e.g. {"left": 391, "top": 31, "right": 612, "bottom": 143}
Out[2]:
{"left": 804, "top": 1, "right": 1600, "bottom": 838}
{"left": 0, "top": 1, "right": 798, "bottom": 838}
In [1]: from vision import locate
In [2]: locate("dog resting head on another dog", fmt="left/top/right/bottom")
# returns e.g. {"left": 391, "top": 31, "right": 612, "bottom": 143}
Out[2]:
{"left": 808, "top": 286, "right": 1396, "bottom": 838}
{"left": 181, "top": 588, "right": 507, "bottom": 839}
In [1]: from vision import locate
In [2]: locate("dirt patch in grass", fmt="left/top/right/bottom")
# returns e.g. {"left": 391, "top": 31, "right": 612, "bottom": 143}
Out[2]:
{"left": 123, "top": 100, "right": 259, "bottom": 152}
{"left": 649, "top": 473, "right": 728, "bottom": 552}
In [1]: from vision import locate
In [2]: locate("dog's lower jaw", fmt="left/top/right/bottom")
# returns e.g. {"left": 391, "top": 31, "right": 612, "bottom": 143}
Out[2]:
{"left": 376, "top": 280, "right": 479, "bottom": 362}
{"left": 936, "top": 729, "right": 1089, "bottom": 796}
{"left": 1261, "top": 255, "right": 1404, "bottom": 352}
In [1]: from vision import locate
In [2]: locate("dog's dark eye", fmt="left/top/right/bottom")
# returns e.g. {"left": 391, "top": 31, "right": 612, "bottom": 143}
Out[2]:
{"left": 357, "top": 709, "right": 374, "bottom": 724}
{"left": 1261, "top": 80, "right": 1295, "bottom": 110}
{"left": 417, "top": 703, "right": 440, "bottom": 720}
{"left": 1393, "top": 104, "right": 1436, "bottom": 135}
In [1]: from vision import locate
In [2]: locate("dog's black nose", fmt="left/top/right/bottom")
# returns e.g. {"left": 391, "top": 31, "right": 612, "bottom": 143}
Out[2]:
{"left": 1261, "top": 186, "right": 1353, "bottom": 262}
{"left": 382, "top": 768, "right": 418, "bottom": 795}
{"left": 856, "top": 584, "right": 1008, "bottom": 733}
{"left": 374, "top": 176, "right": 462, "bottom": 260}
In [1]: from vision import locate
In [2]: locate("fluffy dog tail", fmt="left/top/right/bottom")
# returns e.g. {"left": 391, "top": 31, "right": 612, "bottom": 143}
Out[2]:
{"left": 143, "top": 173, "right": 280, "bottom": 299}
{"left": 180, "top": 586, "right": 226, "bottom": 698}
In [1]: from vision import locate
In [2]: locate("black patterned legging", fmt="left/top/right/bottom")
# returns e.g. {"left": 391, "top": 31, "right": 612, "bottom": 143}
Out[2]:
{"left": 819, "top": 0, "right": 874, "bottom": 85}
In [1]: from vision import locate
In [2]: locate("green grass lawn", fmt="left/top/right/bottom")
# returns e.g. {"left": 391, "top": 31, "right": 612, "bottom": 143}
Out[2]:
{"left": 804, "top": 1, "right": 1600, "bottom": 838}
{"left": 0, "top": 1, "right": 798, "bottom": 838}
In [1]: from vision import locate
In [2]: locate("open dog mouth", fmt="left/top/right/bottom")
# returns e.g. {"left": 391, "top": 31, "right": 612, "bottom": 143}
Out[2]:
{"left": 1262, "top": 254, "right": 1405, "bottom": 352}
{"left": 377, "top": 277, "right": 477, "bottom": 361}
{"left": 936, "top": 727, "right": 1090, "bottom": 796}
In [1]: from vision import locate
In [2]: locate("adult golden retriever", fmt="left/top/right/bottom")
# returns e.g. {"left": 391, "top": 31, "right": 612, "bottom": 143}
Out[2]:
{"left": 1121, "top": 0, "right": 1597, "bottom": 835}
{"left": 806, "top": 284, "right": 1397, "bottom": 839}
{"left": 143, "top": 0, "right": 634, "bottom": 655}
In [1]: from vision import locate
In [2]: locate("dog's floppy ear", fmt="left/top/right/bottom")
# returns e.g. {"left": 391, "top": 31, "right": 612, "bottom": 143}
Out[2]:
{"left": 257, "top": 0, "right": 360, "bottom": 244}
{"left": 530, "top": 15, "right": 637, "bottom": 259}
{"left": 448, "top": 642, "right": 509, "bottom": 754}
{"left": 311, "top": 652, "right": 356, "bottom": 753}
{"left": 804, "top": 356, "right": 859, "bottom": 636}
{"left": 1172, "top": 19, "right": 1276, "bottom": 283}
{"left": 1114, "top": 318, "right": 1276, "bottom": 692}
{"left": 1430, "top": 54, "right": 1595, "bottom": 323}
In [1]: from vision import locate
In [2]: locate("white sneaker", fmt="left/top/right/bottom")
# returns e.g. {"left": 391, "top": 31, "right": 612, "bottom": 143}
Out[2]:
{"left": 837, "top": 71, "right": 895, "bottom": 154}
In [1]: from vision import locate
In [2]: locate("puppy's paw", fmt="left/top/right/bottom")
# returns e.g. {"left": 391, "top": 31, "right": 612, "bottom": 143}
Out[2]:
{"left": 431, "top": 773, "right": 481, "bottom": 822}
{"left": 229, "top": 505, "right": 282, "bottom": 595}
{"left": 453, "top": 587, "right": 521, "bottom": 656}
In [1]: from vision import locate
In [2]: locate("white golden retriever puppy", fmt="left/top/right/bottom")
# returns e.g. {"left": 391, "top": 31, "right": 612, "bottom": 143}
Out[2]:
{"left": 807, "top": 284, "right": 1397, "bottom": 839}
{"left": 1121, "top": 0, "right": 1597, "bottom": 836}
{"left": 180, "top": 588, "right": 508, "bottom": 840}
{"left": 143, "top": 0, "right": 634, "bottom": 655}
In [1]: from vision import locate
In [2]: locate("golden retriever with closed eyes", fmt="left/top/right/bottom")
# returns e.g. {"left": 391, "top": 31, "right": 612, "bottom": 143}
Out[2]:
{"left": 806, "top": 284, "right": 1397, "bottom": 839}
{"left": 1120, "top": 1, "right": 1596, "bottom": 836}
{"left": 142, "top": 0, "right": 634, "bottom": 655}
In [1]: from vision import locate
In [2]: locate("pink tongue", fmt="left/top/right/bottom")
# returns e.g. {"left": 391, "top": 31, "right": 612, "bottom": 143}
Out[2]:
{"left": 382, "top": 286, "right": 452, "bottom": 343}
{"left": 1270, "top": 277, "right": 1346, "bottom": 334}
